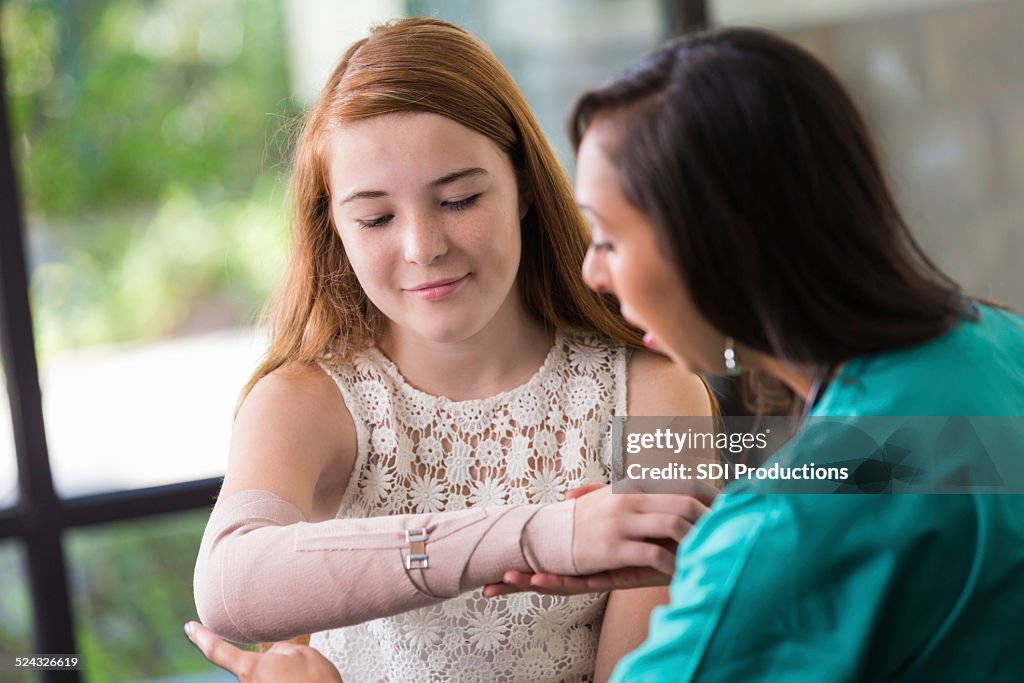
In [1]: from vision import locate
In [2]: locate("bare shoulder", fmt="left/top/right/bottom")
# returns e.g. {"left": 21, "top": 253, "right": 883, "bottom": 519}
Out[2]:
{"left": 627, "top": 350, "right": 712, "bottom": 417}
{"left": 241, "top": 361, "right": 348, "bottom": 418}
{"left": 234, "top": 362, "right": 352, "bottom": 449}
{"left": 222, "top": 361, "right": 356, "bottom": 519}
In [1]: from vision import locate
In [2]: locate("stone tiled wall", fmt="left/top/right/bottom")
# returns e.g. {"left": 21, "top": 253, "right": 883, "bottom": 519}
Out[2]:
{"left": 783, "top": 0, "right": 1024, "bottom": 308}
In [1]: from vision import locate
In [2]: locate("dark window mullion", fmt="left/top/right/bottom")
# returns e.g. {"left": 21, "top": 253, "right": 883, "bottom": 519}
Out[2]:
{"left": 681, "top": 0, "right": 710, "bottom": 32}
{"left": 0, "top": 40, "right": 79, "bottom": 683}
{"left": 665, "top": 0, "right": 710, "bottom": 35}
{"left": 0, "top": 507, "right": 22, "bottom": 538}
{"left": 0, "top": 478, "right": 223, "bottom": 541}
{"left": 59, "top": 478, "right": 222, "bottom": 529}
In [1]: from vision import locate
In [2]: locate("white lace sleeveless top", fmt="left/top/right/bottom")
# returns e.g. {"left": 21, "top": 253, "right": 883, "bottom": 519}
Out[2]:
{"left": 309, "top": 331, "right": 629, "bottom": 683}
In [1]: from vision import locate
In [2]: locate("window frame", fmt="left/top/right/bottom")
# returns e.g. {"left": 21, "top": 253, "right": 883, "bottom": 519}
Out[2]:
{"left": 0, "top": 4, "right": 706, "bottom": 681}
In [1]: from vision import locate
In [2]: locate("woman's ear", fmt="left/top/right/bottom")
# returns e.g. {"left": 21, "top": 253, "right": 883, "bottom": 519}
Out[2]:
{"left": 519, "top": 193, "right": 532, "bottom": 221}
{"left": 517, "top": 179, "right": 533, "bottom": 221}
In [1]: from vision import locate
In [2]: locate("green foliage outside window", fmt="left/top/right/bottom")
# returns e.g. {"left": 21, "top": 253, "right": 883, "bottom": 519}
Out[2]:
{"left": 0, "top": 1, "right": 295, "bottom": 679}
{"left": 2, "top": 0, "right": 296, "bottom": 356}
{"left": 65, "top": 512, "right": 225, "bottom": 682}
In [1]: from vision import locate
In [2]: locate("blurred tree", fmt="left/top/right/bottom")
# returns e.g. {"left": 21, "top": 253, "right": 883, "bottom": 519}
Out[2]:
{"left": 65, "top": 512, "right": 218, "bottom": 681}
{"left": 1, "top": 0, "right": 296, "bottom": 354}
{"left": 0, "top": 543, "right": 34, "bottom": 683}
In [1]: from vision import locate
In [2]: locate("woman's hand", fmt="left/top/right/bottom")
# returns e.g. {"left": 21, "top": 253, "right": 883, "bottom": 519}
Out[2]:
{"left": 483, "top": 567, "right": 671, "bottom": 597}
{"left": 185, "top": 621, "right": 341, "bottom": 683}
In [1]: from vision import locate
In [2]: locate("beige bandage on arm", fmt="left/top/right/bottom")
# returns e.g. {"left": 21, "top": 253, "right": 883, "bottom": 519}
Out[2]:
{"left": 193, "top": 489, "right": 576, "bottom": 644}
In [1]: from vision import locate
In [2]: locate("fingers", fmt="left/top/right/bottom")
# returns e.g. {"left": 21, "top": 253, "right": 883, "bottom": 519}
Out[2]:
{"left": 614, "top": 477, "right": 720, "bottom": 505}
{"left": 613, "top": 540, "right": 678, "bottom": 576}
{"left": 690, "top": 484, "right": 720, "bottom": 508}
{"left": 572, "top": 488, "right": 706, "bottom": 575}
{"left": 490, "top": 567, "right": 671, "bottom": 596}
{"left": 582, "top": 484, "right": 710, "bottom": 523}
{"left": 483, "top": 571, "right": 540, "bottom": 597}
{"left": 595, "top": 566, "right": 671, "bottom": 589}
{"left": 186, "top": 621, "right": 256, "bottom": 675}
{"left": 529, "top": 572, "right": 612, "bottom": 593}
{"left": 502, "top": 572, "right": 600, "bottom": 596}
{"left": 502, "top": 570, "right": 534, "bottom": 584}
{"left": 482, "top": 582, "right": 523, "bottom": 597}
{"left": 620, "top": 493, "right": 710, "bottom": 524}
{"left": 484, "top": 571, "right": 607, "bottom": 597}
{"left": 565, "top": 483, "right": 605, "bottom": 500}
{"left": 622, "top": 513, "right": 695, "bottom": 543}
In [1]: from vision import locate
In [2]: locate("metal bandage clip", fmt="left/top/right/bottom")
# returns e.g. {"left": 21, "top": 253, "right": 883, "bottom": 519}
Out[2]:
{"left": 405, "top": 528, "right": 429, "bottom": 570}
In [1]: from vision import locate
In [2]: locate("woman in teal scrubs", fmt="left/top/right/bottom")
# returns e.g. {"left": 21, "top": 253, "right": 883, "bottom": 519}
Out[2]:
{"left": 565, "top": 27, "right": 1024, "bottom": 682}
{"left": 186, "top": 27, "right": 1024, "bottom": 681}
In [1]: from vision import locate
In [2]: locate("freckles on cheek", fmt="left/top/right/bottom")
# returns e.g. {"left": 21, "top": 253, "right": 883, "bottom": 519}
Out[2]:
{"left": 470, "top": 227, "right": 520, "bottom": 270}
{"left": 338, "top": 233, "right": 389, "bottom": 289}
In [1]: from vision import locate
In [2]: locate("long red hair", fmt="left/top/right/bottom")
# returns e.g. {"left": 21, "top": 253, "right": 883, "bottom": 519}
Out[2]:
{"left": 240, "top": 17, "right": 642, "bottom": 406}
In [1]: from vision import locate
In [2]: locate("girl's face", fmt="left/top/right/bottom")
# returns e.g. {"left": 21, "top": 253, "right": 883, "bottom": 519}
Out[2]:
{"left": 576, "top": 119, "right": 726, "bottom": 375}
{"left": 327, "top": 112, "right": 529, "bottom": 344}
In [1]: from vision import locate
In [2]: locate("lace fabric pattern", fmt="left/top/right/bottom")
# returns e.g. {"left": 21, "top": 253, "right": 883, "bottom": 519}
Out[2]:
{"left": 310, "top": 331, "right": 629, "bottom": 682}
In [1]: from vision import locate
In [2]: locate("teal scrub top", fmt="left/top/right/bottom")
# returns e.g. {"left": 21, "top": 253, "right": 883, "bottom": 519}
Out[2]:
{"left": 612, "top": 304, "right": 1024, "bottom": 682}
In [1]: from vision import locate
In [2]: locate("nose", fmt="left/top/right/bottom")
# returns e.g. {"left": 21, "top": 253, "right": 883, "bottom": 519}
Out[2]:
{"left": 582, "top": 244, "right": 612, "bottom": 294}
{"left": 403, "top": 213, "right": 448, "bottom": 265}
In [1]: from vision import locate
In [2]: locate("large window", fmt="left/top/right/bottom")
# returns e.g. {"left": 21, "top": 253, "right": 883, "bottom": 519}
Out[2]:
{"left": 0, "top": 2, "right": 698, "bottom": 680}
{"left": 1, "top": 0, "right": 292, "bottom": 680}
{"left": 3, "top": 0, "right": 291, "bottom": 498}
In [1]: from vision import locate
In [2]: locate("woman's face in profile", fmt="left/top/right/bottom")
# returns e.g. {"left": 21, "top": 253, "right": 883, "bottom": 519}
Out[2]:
{"left": 575, "top": 118, "right": 725, "bottom": 374}
{"left": 325, "top": 112, "right": 529, "bottom": 344}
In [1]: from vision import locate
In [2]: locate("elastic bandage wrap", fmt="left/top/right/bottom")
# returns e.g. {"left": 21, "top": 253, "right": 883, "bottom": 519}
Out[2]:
{"left": 193, "top": 490, "right": 577, "bottom": 643}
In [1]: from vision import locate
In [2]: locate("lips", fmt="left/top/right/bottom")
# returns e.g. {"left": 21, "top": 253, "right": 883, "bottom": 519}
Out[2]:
{"left": 404, "top": 274, "right": 468, "bottom": 301}
{"left": 406, "top": 275, "right": 467, "bottom": 291}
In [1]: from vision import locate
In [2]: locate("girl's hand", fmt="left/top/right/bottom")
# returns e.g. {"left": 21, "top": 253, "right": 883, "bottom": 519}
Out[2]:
{"left": 185, "top": 621, "right": 342, "bottom": 683}
{"left": 570, "top": 484, "right": 708, "bottom": 576}
{"left": 484, "top": 482, "right": 713, "bottom": 597}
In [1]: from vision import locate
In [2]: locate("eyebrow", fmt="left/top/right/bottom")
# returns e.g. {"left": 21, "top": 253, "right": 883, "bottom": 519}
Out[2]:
{"left": 339, "top": 167, "right": 490, "bottom": 205}
{"left": 431, "top": 166, "right": 489, "bottom": 187}
{"left": 577, "top": 203, "right": 611, "bottom": 226}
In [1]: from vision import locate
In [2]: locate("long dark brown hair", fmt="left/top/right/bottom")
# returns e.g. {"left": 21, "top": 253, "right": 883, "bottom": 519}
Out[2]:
{"left": 570, "top": 27, "right": 972, "bottom": 408}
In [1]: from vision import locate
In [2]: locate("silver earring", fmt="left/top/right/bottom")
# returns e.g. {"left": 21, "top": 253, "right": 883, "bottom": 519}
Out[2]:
{"left": 724, "top": 337, "right": 741, "bottom": 375}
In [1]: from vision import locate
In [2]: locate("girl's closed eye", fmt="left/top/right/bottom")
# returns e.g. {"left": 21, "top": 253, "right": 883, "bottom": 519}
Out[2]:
{"left": 590, "top": 240, "right": 615, "bottom": 253}
{"left": 443, "top": 193, "right": 481, "bottom": 212}
{"left": 354, "top": 194, "right": 480, "bottom": 228}
{"left": 357, "top": 214, "right": 393, "bottom": 229}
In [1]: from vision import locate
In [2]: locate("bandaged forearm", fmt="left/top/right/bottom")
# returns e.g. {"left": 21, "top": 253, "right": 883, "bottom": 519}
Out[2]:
{"left": 193, "top": 490, "right": 576, "bottom": 643}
